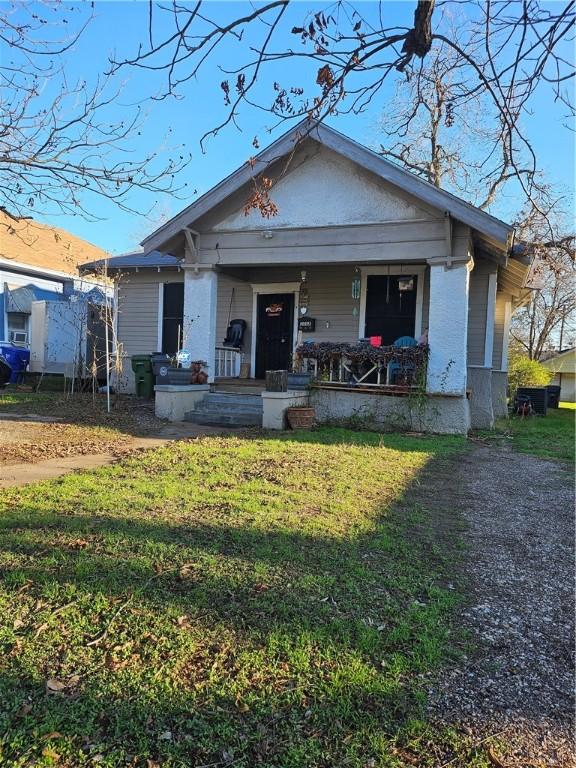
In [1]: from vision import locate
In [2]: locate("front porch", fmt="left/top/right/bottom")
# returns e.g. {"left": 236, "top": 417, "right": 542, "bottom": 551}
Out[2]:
{"left": 184, "top": 258, "right": 470, "bottom": 400}
{"left": 171, "top": 260, "right": 473, "bottom": 433}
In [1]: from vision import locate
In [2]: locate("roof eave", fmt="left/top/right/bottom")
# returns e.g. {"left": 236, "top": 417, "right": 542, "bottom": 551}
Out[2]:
{"left": 141, "top": 119, "right": 514, "bottom": 254}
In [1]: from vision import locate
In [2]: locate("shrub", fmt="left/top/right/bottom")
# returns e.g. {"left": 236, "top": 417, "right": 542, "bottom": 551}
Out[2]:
{"left": 508, "top": 352, "right": 552, "bottom": 392}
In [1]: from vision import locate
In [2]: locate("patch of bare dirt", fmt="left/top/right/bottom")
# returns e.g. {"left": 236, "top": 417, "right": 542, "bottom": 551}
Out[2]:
{"left": 0, "top": 395, "right": 165, "bottom": 465}
{"left": 0, "top": 420, "right": 134, "bottom": 465}
{"left": 426, "top": 446, "right": 575, "bottom": 767}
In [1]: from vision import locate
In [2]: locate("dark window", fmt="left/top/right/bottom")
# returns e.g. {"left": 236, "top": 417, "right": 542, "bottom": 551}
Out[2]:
{"left": 364, "top": 275, "right": 417, "bottom": 345}
{"left": 162, "top": 283, "right": 184, "bottom": 354}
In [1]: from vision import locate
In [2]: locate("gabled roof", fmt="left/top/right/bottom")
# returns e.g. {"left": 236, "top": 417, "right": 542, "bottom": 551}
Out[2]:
{"left": 541, "top": 347, "right": 575, "bottom": 374}
{"left": 0, "top": 210, "right": 109, "bottom": 276}
{"left": 141, "top": 119, "right": 514, "bottom": 253}
{"left": 79, "top": 250, "right": 180, "bottom": 274}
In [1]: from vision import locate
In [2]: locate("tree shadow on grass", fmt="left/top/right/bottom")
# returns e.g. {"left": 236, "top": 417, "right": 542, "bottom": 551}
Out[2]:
{"left": 0, "top": 433, "right": 465, "bottom": 767}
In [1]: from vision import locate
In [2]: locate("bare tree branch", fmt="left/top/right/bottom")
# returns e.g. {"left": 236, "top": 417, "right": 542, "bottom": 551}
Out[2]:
{"left": 1, "top": 0, "right": 191, "bottom": 221}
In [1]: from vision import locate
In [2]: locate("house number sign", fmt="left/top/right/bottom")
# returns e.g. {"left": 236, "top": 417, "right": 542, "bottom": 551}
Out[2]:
{"left": 298, "top": 317, "right": 316, "bottom": 332}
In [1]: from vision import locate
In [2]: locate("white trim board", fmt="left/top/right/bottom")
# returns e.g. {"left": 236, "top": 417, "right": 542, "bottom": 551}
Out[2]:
{"left": 250, "top": 282, "right": 301, "bottom": 378}
{"left": 358, "top": 265, "right": 426, "bottom": 341}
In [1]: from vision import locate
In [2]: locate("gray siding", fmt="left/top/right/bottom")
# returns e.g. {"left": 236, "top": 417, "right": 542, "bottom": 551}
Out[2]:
{"left": 467, "top": 259, "right": 494, "bottom": 366}
{"left": 492, "top": 291, "right": 508, "bottom": 370}
{"left": 117, "top": 270, "right": 183, "bottom": 356}
{"left": 216, "top": 264, "right": 430, "bottom": 365}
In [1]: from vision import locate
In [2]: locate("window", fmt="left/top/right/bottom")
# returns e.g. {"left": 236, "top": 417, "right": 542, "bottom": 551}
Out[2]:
{"left": 364, "top": 275, "right": 418, "bottom": 345}
{"left": 161, "top": 283, "right": 184, "bottom": 354}
{"left": 7, "top": 312, "right": 29, "bottom": 345}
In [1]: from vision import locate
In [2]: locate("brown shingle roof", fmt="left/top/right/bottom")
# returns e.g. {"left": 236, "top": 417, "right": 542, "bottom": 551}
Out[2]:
{"left": 0, "top": 211, "right": 109, "bottom": 276}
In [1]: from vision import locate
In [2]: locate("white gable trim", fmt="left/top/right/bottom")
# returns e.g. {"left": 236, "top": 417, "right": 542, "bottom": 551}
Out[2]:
{"left": 142, "top": 121, "right": 513, "bottom": 254}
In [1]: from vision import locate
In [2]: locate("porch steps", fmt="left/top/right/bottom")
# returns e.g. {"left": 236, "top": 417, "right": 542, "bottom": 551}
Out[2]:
{"left": 185, "top": 392, "right": 263, "bottom": 427}
{"left": 212, "top": 379, "right": 266, "bottom": 395}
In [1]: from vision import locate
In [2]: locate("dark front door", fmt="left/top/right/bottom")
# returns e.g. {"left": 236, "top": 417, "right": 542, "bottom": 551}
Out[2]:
{"left": 364, "top": 275, "right": 418, "bottom": 345}
{"left": 255, "top": 293, "right": 294, "bottom": 378}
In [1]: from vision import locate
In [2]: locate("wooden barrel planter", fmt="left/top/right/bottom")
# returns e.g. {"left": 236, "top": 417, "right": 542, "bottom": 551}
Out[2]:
{"left": 286, "top": 406, "right": 315, "bottom": 430}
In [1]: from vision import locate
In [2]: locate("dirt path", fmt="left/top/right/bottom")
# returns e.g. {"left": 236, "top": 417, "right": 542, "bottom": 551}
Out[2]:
{"left": 426, "top": 445, "right": 574, "bottom": 766}
{"left": 0, "top": 421, "right": 226, "bottom": 488}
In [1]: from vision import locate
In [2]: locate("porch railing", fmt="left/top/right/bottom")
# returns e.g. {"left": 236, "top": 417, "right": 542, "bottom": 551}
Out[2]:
{"left": 215, "top": 346, "right": 241, "bottom": 378}
{"left": 293, "top": 341, "right": 429, "bottom": 389}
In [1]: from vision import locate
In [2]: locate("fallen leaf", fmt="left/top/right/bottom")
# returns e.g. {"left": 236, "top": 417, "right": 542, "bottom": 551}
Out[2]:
{"left": 70, "top": 538, "right": 89, "bottom": 549}
{"left": 41, "top": 731, "right": 63, "bottom": 740}
{"left": 176, "top": 615, "right": 190, "bottom": 628}
{"left": 16, "top": 702, "right": 32, "bottom": 717}
{"left": 13, "top": 618, "right": 25, "bottom": 630}
{"left": 486, "top": 746, "right": 507, "bottom": 768}
{"left": 178, "top": 564, "right": 196, "bottom": 580}
{"left": 46, "top": 678, "right": 67, "bottom": 694}
{"left": 41, "top": 746, "right": 60, "bottom": 761}
{"left": 235, "top": 694, "right": 249, "bottom": 713}
{"left": 159, "top": 730, "right": 172, "bottom": 741}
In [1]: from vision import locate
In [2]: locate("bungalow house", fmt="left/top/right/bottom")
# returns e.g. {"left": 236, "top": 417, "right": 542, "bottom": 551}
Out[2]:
{"left": 80, "top": 121, "right": 534, "bottom": 433}
{"left": 541, "top": 348, "right": 575, "bottom": 402}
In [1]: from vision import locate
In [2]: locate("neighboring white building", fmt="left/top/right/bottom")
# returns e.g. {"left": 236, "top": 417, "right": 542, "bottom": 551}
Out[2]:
{"left": 0, "top": 211, "right": 108, "bottom": 374}
{"left": 81, "top": 121, "right": 536, "bottom": 433}
{"left": 541, "top": 348, "right": 576, "bottom": 402}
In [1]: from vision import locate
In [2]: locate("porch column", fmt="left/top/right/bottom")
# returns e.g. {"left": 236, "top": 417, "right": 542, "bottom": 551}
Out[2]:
{"left": 183, "top": 266, "right": 217, "bottom": 382}
{"left": 426, "top": 256, "right": 473, "bottom": 395}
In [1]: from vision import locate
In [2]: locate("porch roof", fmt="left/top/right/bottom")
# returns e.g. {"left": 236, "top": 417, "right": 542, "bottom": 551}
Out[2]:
{"left": 141, "top": 119, "right": 514, "bottom": 255}
{"left": 79, "top": 250, "right": 181, "bottom": 274}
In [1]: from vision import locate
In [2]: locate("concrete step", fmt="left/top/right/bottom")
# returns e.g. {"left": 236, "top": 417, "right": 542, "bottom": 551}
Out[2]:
{"left": 213, "top": 386, "right": 266, "bottom": 395}
{"left": 184, "top": 392, "right": 263, "bottom": 427}
{"left": 201, "top": 393, "right": 262, "bottom": 406}
{"left": 185, "top": 410, "right": 262, "bottom": 427}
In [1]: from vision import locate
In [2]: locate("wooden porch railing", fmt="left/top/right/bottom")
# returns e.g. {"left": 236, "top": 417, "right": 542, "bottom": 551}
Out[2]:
{"left": 293, "top": 341, "right": 429, "bottom": 389}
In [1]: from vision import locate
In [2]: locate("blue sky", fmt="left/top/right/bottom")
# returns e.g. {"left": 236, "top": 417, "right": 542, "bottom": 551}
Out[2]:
{"left": 14, "top": 1, "right": 576, "bottom": 254}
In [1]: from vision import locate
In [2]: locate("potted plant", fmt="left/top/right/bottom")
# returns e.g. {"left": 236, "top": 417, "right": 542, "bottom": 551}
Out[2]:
{"left": 285, "top": 405, "right": 316, "bottom": 430}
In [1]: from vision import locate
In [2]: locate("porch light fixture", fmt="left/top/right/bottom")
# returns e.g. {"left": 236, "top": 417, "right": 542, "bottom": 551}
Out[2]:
{"left": 351, "top": 277, "right": 361, "bottom": 300}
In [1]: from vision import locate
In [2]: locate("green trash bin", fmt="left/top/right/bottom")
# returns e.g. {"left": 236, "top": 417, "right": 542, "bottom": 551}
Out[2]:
{"left": 131, "top": 355, "right": 154, "bottom": 398}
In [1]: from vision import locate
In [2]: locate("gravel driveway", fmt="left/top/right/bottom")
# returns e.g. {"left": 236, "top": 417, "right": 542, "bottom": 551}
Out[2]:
{"left": 427, "top": 445, "right": 574, "bottom": 767}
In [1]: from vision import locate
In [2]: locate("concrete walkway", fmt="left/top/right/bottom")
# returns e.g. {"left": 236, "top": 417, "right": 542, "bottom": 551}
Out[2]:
{"left": 0, "top": 422, "right": 226, "bottom": 489}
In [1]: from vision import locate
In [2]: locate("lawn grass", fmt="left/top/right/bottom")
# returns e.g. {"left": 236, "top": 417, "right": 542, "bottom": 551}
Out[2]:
{"left": 0, "top": 427, "right": 486, "bottom": 767}
{"left": 492, "top": 405, "right": 575, "bottom": 463}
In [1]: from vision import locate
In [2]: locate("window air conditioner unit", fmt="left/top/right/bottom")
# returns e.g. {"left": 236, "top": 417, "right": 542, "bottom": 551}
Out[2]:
{"left": 10, "top": 331, "right": 28, "bottom": 345}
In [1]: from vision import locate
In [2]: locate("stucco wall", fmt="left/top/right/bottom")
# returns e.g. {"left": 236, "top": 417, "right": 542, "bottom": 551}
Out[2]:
{"left": 311, "top": 387, "right": 470, "bottom": 435}
{"left": 467, "top": 366, "right": 494, "bottom": 429}
{"left": 213, "top": 145, "right": 432, "bottom": 231}
{"left": 491, "top": 370, "right": 508, "bottom": 417}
